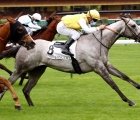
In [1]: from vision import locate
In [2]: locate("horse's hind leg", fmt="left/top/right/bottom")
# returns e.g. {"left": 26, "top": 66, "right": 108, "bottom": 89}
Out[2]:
{"left": 0, "top": 63, "right": 12, "bottom": 75}
{"left": 18, "top": 72, "right": 28, "bottom": 86}
{"left": 0, "top": 76, "right": 21, "bottom": 110}
{"left": 23, "top": 65, "right": 47, "bottom": 106}
{"left": 106, "top": 62, "right": 140, "bottom": 89}
{"left": 94, "top": 62, "right": 135, "bottom": 106}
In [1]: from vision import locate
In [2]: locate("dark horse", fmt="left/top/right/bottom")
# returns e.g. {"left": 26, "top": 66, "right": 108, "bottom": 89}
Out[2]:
{"left": 1, "top": 17, "right": 140, "bottom": 107}
{"left": 0, "top": 15, "right": 61, "bottom": 85}
{"left": 0, "top": 17, "right": 35, "bottom": 110}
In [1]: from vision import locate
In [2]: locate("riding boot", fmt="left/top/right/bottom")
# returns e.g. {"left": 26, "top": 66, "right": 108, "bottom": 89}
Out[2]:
{"left": 62, "top": 38, "right": 75, "bottom": 56}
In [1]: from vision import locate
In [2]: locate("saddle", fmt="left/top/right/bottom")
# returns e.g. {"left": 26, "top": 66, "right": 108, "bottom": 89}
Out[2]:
{"left": 48, "top": 41, "right": 82, "bottom": 74}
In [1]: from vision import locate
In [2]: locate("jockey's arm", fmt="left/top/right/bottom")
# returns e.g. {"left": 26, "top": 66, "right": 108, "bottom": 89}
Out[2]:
{"left": 78, "top": 18, "right": 99, "bottom": 33}
{"left": 27, "top": 22, "right": 41, "bottom": 30}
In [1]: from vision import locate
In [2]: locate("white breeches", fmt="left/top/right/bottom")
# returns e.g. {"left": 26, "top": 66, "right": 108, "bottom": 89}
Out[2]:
{"left": 56, "top": 21, "right": 81, "bottom": 40}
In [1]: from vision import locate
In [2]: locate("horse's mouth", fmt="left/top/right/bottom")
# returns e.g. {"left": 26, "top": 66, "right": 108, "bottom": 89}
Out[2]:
{"left": 18, "top": 41, "right": 36, "bottom": 50}
{"left": 134, "top": 37, "right": 140, "bottom": 43}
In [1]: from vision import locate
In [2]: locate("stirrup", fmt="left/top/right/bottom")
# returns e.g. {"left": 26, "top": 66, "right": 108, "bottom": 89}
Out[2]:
{"left": 62, "top": 50, "right": 74, "bottom": 56}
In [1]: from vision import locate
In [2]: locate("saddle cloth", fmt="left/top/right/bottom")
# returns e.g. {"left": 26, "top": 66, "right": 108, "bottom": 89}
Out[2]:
{"left": 47, "top": 41, "right": 77, "bottom": 60}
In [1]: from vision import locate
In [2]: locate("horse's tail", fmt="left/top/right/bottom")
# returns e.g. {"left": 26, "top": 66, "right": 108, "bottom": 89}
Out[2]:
{"left": 0, "top": 46, "right": 21, "bottom": 60}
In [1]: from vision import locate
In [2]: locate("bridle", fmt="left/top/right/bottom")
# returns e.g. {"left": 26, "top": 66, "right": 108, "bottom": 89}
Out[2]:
{"left": 123, "top": 18, "right": 140, "bottom": 42}
{"left": 93, "top": 17, "right": 140, "bottom": 50}
{"left": 17, "top": 34, "right": 33, "bottom": 49}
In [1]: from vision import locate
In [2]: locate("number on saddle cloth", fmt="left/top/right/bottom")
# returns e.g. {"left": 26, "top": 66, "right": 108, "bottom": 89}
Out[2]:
{"left": 47, "top": 41, "right": 65, "bottom": 55}
{"left": 47, "top": 45, "right": 54, "bottom": 55}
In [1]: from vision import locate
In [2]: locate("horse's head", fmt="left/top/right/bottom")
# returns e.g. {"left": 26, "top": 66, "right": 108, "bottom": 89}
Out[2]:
{"left": 47, "top": 15, "right": 61, "bottom": 30}
{"left": 121, "top": 17, "right": 140, "bottom": 42}
{"left": 47, "top": 15, "right": 61, "bottom": 25}
{"left": 7, "top": 17, "right": 35, "bottom": 50}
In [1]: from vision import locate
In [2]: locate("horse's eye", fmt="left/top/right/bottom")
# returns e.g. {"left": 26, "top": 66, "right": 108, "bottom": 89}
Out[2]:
{"left": 132, "top": 24, "right": 136, "bottom": 28}
{"left": 17, "top": 27, "right": 23, "bottom": 34}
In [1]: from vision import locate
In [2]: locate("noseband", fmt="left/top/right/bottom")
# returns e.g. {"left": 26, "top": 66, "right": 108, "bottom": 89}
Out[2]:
{"left": 122, "top": 18, "right": 140, "bottom": 42}
{"left": 18, "top": 34, "right": 32, "bottom": 48}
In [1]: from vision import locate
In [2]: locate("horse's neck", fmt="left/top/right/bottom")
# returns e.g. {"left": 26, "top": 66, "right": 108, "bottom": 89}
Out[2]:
{"left": 33, "top": 17, "right": 59, "bottom": 41}
{"left": 0, "top": 22, "right": 10, "bottom": 53}
{"left": 0, "top": 38, "right": 7, "bottom": 54}
{"left": 0, "top": 22, "right": 10, "bottom": 41}
{"left": 36, "top": 20, "right": 58, "bottom": 41}
{"left": 103, "top": 21, "right": 125, "bottom": 48}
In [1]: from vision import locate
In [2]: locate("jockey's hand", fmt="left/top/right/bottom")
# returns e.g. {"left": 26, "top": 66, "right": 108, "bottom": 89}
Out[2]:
{"left": 98, "top": 25, "right": 106, "bottom": 30}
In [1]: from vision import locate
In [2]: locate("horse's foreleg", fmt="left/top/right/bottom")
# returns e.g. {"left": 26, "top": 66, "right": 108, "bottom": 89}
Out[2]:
{"left": 94, "top": 63, "right": 135, "bottom": 106}
{"left": 23, "top": 65, "right": 47, "bottom": 106}
{"left": 0, "top": 76, "right": 21, "bottom": 110}
{"left": 106, "top": 62, "right": 140, "bottom": 89}
{"left": 0, "top": 63, "right": 12, "bottom": 75}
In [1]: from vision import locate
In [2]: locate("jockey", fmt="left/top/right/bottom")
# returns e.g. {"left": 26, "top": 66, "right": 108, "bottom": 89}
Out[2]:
{"left": 56, "top": 9, "right": 106, "bottom": 56}
{"left": 17, "top": 13, "right": 42, "bottom": 35}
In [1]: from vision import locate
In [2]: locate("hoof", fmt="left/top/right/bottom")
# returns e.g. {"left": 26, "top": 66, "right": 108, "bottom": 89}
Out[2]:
{"left": 136, "top": 86, "right": 140, "bottom": 89}
{"left": 0, "top": 92, "right": 5, "bottom": 100}
{"left": 15, "top": 105, "right": 21, "bottom": 111}
{"left": 129, "top": 102, "right": 136, "bottom": 106}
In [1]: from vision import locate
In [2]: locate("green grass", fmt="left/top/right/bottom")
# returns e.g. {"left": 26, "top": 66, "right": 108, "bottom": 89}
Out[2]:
{"left": 1, "top": 44, "right": 140, "bottom": 120}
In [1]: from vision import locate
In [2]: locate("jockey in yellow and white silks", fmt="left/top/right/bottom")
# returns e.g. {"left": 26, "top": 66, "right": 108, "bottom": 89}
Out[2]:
{"left": 56, "top": 9, "right": 106, "bottom": 56}
{"left": 17, "top": 13, "right": 42, "bottom": 35}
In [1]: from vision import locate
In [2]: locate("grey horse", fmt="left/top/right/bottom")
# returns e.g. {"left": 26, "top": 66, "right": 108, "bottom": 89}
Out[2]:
{"left": 1, "top": 17, "right": 140, "bottom": 107}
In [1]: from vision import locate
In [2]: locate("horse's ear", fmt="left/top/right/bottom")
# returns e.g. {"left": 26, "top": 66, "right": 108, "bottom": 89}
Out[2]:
{"left": 6, "top": 17, "right": 16, "bottom": 24}
{"left": 121, "top": 17, "right": 126, "bottom": 21}
{"left": 50, "top": 11, "right": 56, "bottom": 17}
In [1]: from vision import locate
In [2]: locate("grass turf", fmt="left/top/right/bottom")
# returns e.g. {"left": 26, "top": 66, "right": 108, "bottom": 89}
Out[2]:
{"left": 0, "top": 44, "right": 140, "bottom": 120}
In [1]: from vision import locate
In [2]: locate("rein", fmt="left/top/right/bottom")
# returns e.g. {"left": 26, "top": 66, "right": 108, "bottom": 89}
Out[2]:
{"left": 93, "top": 33, "right": 110, "bottom": 49}
{"left": 105, "top": 26, "right": 119, "bottom": 34}
{"left": 93, "top": 19, "right": 133, "bottom": 51}
{"left": 93, "top": 26, "right": 120, "bottom": 50}
{"left": 93, "top": 26, "right": 124, "bottom": 50}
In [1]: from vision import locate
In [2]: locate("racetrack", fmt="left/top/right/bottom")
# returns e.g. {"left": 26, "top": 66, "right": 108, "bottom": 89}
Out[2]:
{"left": 0, "top": 44, "right": 140, "bottom": 120}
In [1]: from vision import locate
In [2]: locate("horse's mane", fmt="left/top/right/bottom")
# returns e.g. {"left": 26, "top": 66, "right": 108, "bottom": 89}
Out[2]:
{"left": 107, "top": 15, "right": 132, "bottom": 26}
{"left": 46, "top": 15, "right": 61, "bottom": 25}
{"left": 46, "top": 17, "right": 53, "bottom": 25}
